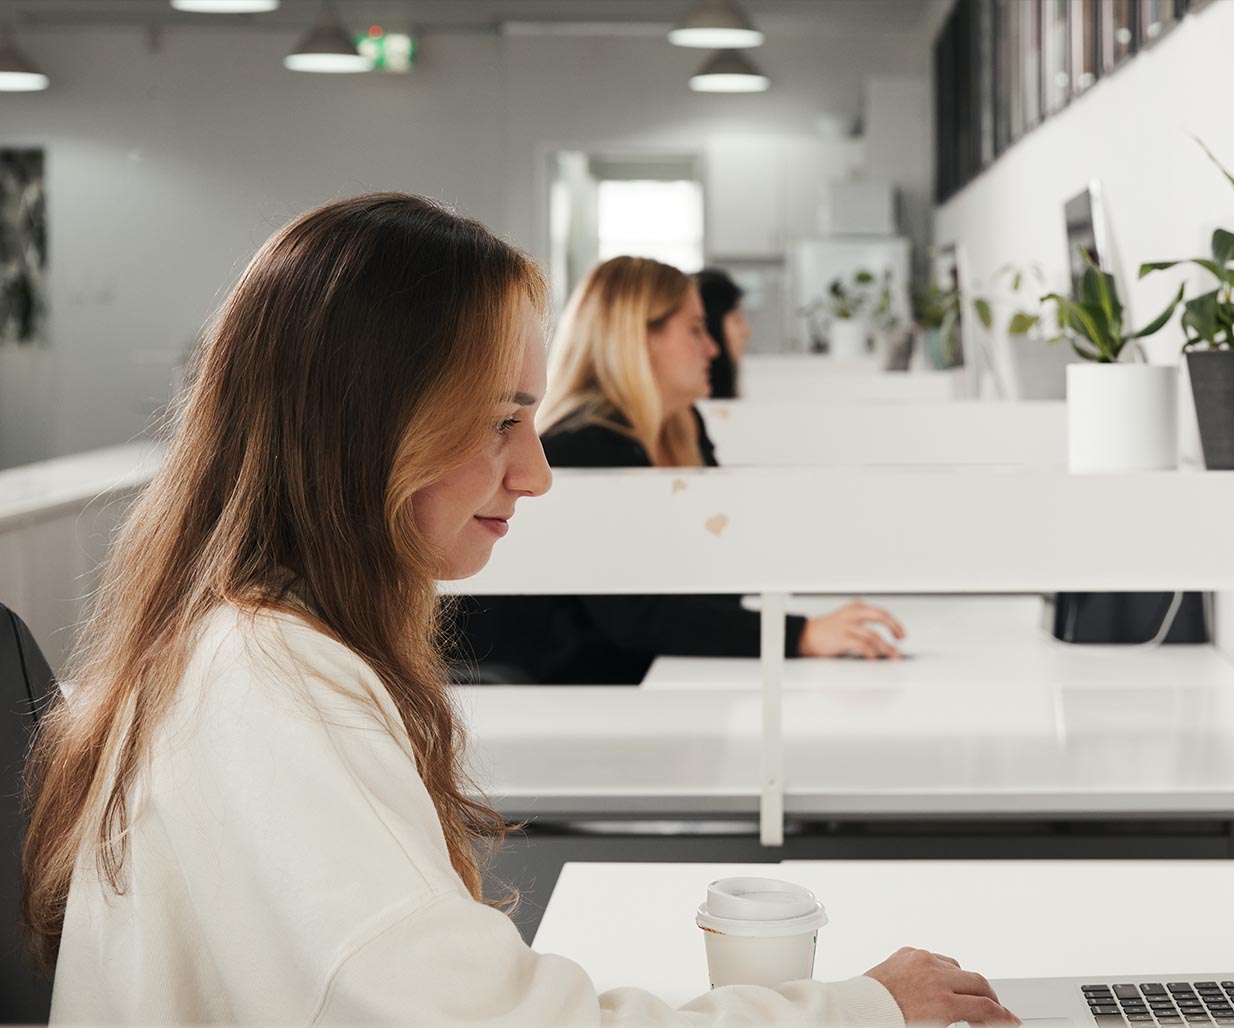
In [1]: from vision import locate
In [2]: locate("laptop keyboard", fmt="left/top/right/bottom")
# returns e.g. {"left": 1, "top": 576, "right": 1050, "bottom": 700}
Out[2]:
{"left": 1083, "top": 982, "right": 1234, "bottom": 1026}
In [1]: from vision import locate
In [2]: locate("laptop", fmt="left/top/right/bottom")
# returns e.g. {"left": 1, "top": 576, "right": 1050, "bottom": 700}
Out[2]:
{"left": 989, "top": 975, "right": 1234, "bottom": 1027}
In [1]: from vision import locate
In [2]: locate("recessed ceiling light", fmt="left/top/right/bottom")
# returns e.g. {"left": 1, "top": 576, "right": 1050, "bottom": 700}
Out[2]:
{"left": 670, "top": 0, "right": 765, "bottom": 49}
{"left": 285, "top": 3, "right": 369, "bottom": 73}
{"left": 0, "top": 30, "right": 48, "bottom": 92}
{"left": 170, "top": 0, "right": 281, "bottom": 12}
{"left": 689, "top": 50, "right": 770, "bottom": 93}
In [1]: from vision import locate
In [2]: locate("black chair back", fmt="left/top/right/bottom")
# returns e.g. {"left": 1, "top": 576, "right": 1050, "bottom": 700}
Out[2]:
{"left": 1, "top": 604, "right": 55, "bottom": 1024}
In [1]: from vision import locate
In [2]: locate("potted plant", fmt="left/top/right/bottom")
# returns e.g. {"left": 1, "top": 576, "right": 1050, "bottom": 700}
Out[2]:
{"left": 824, "top": 269, "right": 874, "bottom": 360}
{"left": 1138, "top": 141, "right": 1234, "bottom": 469}
{"left": 912, "top": 278, "right": 962, "bottom": 369}
{"left": 974, "top": 264, "right": 1071, "bottom": 399}
{"left": 868, "top": 269, "right": 905, "bottom": 364}
{"left": 1041, "top": 252, "right": 1184, "bottom": 472}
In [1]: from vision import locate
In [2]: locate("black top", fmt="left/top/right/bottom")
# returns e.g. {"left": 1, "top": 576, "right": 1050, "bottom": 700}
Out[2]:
{"left": 450, "top": 408, "right": 807, "bottom": 685}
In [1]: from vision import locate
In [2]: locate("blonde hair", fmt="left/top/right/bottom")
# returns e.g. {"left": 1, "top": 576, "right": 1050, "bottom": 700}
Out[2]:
{"left": 22, "top": 194, "right": 547, "bottom": 969}
{"left": 538, "top": 256, "right": 703, "bottom": 467}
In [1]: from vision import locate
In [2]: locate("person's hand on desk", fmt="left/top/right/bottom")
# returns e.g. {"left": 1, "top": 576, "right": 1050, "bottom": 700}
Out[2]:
{"left": 866, "top": 947, "right": 1021, "bottom": 1026}
{"left": 798, "top": 600, "right": 906, "bottom": 660}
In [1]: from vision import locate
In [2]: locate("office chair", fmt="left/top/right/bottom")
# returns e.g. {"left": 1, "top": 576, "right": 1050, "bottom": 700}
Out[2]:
{"left": 1, "top": 603, "right": 56, "bottom": 1025}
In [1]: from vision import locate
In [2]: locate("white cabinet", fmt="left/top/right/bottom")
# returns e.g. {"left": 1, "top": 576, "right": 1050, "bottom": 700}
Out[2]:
{"left": 704, "top": 134, "right": 863, "bottom": 257}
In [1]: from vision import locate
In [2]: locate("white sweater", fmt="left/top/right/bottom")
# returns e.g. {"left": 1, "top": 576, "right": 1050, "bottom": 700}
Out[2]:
{"left": 52, "top": 605, "right": 906, "bottom": 1026}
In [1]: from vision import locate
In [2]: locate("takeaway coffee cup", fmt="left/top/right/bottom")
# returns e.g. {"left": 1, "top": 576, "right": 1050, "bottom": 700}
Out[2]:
{"left": 695, "top": 877, "right": 828, "bottom": 989}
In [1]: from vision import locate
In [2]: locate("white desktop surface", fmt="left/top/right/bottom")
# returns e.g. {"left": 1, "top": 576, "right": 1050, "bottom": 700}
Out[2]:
{"left": 532, "top": 860, "right": 1234, "bottom": 1008}
{"left": 641, "top": 595, "right": 1232, "bottom": 694}
{"left": 460, "top": 596, "right": 1234, "bottom": 818}
{"left": 0, "top": 441, "right": 161, "bottom": 528}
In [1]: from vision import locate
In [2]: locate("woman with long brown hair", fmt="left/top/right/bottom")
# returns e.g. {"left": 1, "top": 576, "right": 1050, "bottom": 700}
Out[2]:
{"left": 457, "top": 256, "right": 907, "bottom": 686}
{"left": 22, "top": 196, "right": 1011, "bottom": 1025}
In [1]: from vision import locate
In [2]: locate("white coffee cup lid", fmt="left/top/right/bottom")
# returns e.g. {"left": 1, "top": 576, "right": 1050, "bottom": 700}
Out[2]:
{"left": 696, "top": 877, "right": 828, "bottom": 938}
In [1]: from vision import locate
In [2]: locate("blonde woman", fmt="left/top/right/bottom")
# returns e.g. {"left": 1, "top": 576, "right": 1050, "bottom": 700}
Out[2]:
{"left": 21, "top": 199, "right": 1010, "bottom": 1026}
{"left": 456, "top": 256, "right": 906, "bottom": 686}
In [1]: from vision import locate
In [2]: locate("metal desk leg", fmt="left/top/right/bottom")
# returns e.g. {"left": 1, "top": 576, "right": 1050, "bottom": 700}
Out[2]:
{"left": 760, "top": 591, "right": 786, "bottom": 847}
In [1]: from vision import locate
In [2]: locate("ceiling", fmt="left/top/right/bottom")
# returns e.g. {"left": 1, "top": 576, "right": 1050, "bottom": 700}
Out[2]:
{"left": 4, "top": 0, "right": 942, "bottom": 34}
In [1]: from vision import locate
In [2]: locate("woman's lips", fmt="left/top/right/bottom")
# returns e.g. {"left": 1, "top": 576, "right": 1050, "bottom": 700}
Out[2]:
{"left": 475, "top": 516, "right": 510, "bottom": 537}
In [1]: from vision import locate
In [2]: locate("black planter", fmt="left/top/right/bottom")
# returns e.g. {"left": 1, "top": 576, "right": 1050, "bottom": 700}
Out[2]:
{"left": 1187, "top": 349, "right": 1234, "bottom": 470}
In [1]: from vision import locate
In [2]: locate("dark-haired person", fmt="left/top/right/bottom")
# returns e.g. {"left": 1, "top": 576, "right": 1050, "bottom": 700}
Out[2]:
{"left": 696, "top": 266, "right": 750, "bottom": 400}
{"left": 456, "top": 256, "right": 906, "bottom": 687}
{"left": 24, "top": 198, "right": 1010, "bottom": 1026}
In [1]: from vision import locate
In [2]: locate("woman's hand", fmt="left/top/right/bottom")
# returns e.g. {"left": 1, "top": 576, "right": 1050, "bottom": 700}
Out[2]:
{"left": 797, "top": 600, "right": 905, "bottom": 659}
{"left": 865, "top": 947, "right": 1021, "bottom": 1026}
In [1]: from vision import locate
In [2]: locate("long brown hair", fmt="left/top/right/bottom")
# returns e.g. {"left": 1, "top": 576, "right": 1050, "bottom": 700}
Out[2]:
{"left": 21, "top": 194, "right": 547, "bottom": 969}
{"left": 539, "top": 256, "right": 703, "bottom": 466}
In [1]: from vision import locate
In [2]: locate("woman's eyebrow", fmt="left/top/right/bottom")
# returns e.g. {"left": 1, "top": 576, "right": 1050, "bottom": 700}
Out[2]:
{"left": 504, "top": 392, "right": 538, "bottom": 406}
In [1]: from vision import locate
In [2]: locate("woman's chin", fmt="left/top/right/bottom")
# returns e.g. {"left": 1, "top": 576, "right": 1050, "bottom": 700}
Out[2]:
{"left": 436, "top": 543, "right": 496, "bottom": 582}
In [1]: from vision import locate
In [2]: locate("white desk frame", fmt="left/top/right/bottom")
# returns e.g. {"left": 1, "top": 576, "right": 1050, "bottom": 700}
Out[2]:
{"left": 448, "top": 466, "right": 1234, "bottom": 846}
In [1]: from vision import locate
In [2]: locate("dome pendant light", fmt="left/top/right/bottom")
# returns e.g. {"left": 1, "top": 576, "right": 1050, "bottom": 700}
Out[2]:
{"left": 689, "top": 50, "right": 770, "bottom": 92}
{"left": 670, "top": 0, "right": 764, "bottom": 49}
{"left": 170, "top": 1, "right": 281, "bottom": 12}
{"left": 284, "top": 2, "right": 369, "bottom": 73}
{"left": 0, "top": 27, "right": 49, "bottom": 91}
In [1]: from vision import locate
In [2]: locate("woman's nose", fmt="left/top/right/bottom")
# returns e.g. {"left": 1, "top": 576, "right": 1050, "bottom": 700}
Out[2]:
{"left": 509, "top": 436, "right": 553, "bottom": 497}
{"left": 704, "top": 332, "right": 720, "bottom": 358}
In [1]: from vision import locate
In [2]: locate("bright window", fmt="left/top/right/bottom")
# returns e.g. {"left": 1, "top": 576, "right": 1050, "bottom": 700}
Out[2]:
{"left": 595, "top": 179, "right": 704, "bottom": 273}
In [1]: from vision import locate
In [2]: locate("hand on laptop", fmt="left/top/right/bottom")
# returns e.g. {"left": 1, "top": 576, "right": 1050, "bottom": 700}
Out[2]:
{"left": 798, "top": 600, "right": 906, "bottom": 660}
{"left": 865, "top": 946, "right": 1021, "bottom": 1026}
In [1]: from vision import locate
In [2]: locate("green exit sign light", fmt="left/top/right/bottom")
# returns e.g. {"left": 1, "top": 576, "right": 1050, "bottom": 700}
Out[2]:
{"left": 356, "top": 32, "right": 415, "bottom": 72}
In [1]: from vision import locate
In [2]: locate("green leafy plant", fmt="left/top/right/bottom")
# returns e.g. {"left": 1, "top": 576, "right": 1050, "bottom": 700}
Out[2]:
{"left": 825, "top": 268, "right": 875, "bottom": 320}
{"left": 973, "top": 263, "right": 1046, "bottom": 339}
{"left": 1138, "top": 140, "right": 1234, "bottom": 351}
{"left": 911, "top": 279, "right": 962, "bottom": 367}
{"left": 870, "top": 270, "right": 900, "bottom": 333}
{"left": 912, "top": 279, "right": 959, "bottom": 331}
{"left": 1042, "top": 250, "right": 1183, "bottom": 363}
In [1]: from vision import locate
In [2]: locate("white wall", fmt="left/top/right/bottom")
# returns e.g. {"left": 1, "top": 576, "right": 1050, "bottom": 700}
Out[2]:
{"left": 935, "top": 1, "right": 1234, "bottom": 365}
{"left": 934, "top": 1, "right": 1234, "bottom": 652}
{"left": 0, "top": 18, "right": 932, "bottom": 470}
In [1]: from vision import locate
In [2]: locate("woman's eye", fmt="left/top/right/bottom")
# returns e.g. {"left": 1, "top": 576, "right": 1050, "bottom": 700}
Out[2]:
{"left": 497, "top": 417, "right": 521, "bottom": 436}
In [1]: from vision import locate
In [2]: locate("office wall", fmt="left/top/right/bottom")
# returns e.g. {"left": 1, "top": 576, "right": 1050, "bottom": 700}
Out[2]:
{"left": 0, "top": 18, "right": 931, "bottom": 469}
{"left": 935, "top": 1, "right": 1234, "bottom": 366}
{"left": 934, "top": 1, "right": 1234, "bottom": 655}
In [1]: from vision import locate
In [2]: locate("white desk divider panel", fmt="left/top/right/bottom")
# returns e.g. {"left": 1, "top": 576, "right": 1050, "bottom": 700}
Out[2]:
{"left": 695, "top": 400, "right": 1067, "bottom": 468}
{"left": 449, "top": 466, "right": 1234, "bottom": 845}
{"left": 0, "top": 443, "right": 162, "bottom": 671}
{"left": 737, "top": 355, "right": 968, "bottom": 404}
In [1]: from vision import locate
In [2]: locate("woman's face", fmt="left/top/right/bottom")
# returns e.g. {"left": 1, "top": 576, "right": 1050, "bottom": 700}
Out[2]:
{"left": 646, "top": 286, "right": 719, "bottom": 416}
{"left": 723, "top": 302, "right": 752, "bottom": 362}
{"left": 411, "top": 308, "right": 552, "bottom": 580}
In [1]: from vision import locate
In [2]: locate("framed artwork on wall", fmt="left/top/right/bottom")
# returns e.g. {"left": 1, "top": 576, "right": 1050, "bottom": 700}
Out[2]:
{"left": 0, "top": 149, "right": 46, "bottom": 347}
{"left": 1019, "top": 0, "right": 1042, "bottom": 133}
{"left": 1071, "top": 0, "right": 1100, "bottom": 94}
{"left": 1139, "top": 0, "right": 1179, "bottom": 44}
{"left": 1102, "top": 0, "right": 1138, "bottom": 71}
{"left": 993, "top": 0, "right": 1017, "bottom": 154}
{"left": 1042, "top": 0, "right": 1072, "bottom": 115}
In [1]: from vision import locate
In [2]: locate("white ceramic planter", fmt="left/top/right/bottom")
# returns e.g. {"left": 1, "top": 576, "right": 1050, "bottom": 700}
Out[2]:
{"left": 1066, "top": 362, "right": 1178, "bottom": 472}
{"left": 828, "top": 318, "right": 868, "bottom": 361}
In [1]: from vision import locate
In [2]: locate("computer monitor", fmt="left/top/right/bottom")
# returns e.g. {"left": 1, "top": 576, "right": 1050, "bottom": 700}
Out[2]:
{"left": 1063, "top": 180, "right": 1108, "bottom": 297}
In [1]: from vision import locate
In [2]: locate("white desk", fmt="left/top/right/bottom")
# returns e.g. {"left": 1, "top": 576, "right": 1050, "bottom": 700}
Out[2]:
{"left": 738, "top": 355, "right": 967, "bottom": 403}
{"left": 461, "top": 596, "right": 1234, "bottom": 820}
{"left": 695, "top": 400, "right": 1067, "bottom": 468}
{"left": 0, "top": 442, "right": 162, "bottom": 669}
{"left": 459, "top": 641, "right": 1234, "bottom": 820}
{"left": 532, "top": 860, "right": 1234, "bottom": 1008}
{"left": 640, "top": 594, "right": 1233, "bottom": 694}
